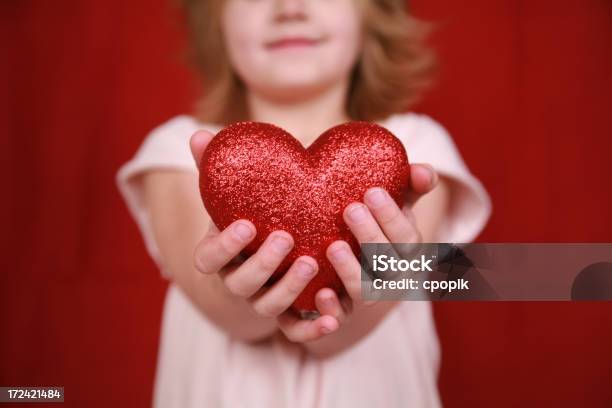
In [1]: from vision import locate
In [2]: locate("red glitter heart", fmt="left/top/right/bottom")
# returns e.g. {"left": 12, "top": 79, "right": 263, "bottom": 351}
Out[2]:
{"left": 199, "top": 121, "right": 410, "bottom": 312}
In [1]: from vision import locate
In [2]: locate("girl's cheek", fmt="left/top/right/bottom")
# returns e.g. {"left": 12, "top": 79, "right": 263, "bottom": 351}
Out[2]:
{"left": 318, "top": 3, "right": 363, "bottom": 53}
{"left": 324, "top": 21, "right": 362, "bottom": 67}
{"left": 222, "top": 8, "right": 267, "bottom": 70}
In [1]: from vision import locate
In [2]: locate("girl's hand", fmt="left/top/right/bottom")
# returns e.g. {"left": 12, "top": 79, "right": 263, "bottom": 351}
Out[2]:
{"left": 190, "top": 130, "right": 339, "bottom": 343}
{"left": 294, "top": 163, "right": 440, "bottom": 327}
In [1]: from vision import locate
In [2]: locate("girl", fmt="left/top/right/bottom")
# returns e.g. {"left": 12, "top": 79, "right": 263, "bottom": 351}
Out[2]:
{"left": 116, "top": 0, "right": 492, "bottom": 406}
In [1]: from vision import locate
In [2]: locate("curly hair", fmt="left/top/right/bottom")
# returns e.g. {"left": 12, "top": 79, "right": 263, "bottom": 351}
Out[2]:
{"left": 179, "top": 0, "right": 438, "bottom": 125}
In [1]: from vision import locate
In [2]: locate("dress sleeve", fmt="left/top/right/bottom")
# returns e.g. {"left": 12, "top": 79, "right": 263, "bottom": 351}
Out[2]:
{"left": 393, "top": 113, "right": 493, "bottom": 243}
{"left": 115, "top": 115, "right": 204, "bottom": 278}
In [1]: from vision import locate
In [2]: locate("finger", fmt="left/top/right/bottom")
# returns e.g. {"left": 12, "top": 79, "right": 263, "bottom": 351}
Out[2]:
{"left": 223, "top": 230, "right": 294, "bottom": 298}
{"left": 277, "top": 311, "right": 339, "bottom": 342}
{"left": 249, "top": 256, "right": 319, "bottom": 318}
{"left": 400, "top": 204, "right": 418, "bottom": 228}
{"left": 363, "top": 187, "right": 421, "bottom": 244}
{"left": 189, "top": 129, "right": 215, "bottom": 167}
{"left": 404, "top": 163, "right": 439, "bottom": 207}
{"left": 194, "top": 219, "right": 256, "bottom": 275}
{"left": 326, "top": 240, "right": 363, "bottom": 301}
{"left": 362, "top": 188, "right": 423, "bottom": 269}
{"left": 315, "top": 288, "right": 348, "bottom": 323}
{"left": 343, "top": 202, "right": 389, "bottom": 244}
{"left": 201, "top": 222, "right": 247, "bottom": 265}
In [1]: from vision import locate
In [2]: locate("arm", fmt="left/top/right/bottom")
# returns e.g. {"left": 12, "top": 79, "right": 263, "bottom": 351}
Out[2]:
{"left": 298, "top": 171, "right": 451, "bottom": 359}
{"left": 142, "top": 169, "right": 279, "bottom": 342}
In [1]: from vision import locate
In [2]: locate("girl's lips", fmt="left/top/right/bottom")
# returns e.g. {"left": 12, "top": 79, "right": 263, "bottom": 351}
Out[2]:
{"left": 265, "top": 37, "right": 322, "bottom": 50}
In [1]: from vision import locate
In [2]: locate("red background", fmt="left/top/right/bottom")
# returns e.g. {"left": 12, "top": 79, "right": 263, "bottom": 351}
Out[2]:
{"left": 2, "top": 0, "right": 612, "bottom": 406}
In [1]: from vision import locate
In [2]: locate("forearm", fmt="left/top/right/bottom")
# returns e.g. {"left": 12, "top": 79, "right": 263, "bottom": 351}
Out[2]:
{"left": 300, "top": 301, "right": 400, "bottom": 359}
{"left": 144, "top": 171, "right": 278, "bottom": 342}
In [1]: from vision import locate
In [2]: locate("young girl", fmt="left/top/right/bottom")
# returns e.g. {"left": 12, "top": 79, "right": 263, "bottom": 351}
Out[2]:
{"left": 117, "top": 0, "right": 491, "bottom": 406}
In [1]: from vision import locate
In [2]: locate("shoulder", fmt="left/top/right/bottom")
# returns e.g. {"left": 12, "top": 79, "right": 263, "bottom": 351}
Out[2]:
{"left": 381, "top": 112, "right": 464, "bottom": 170}
{"left": 150, "top": 114, "right": 222, "bottom": 135}
{"left": 125, "top": 115, "right": 223, "bottom": 169}
{"left": 381, "top": 112, "right": 493, "bottom": 243}
{"left": 381, "top": 112, "right": 454, "bottom": 148}
{"left": 116, "top": 114, "right": 222, "bottom": 190}
{"left": 141, "top": 115, "right": 221, "bottom": 151}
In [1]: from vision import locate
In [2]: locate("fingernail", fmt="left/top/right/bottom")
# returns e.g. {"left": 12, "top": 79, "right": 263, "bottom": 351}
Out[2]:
{"left": 270, "top": 235, "right": 292, "bottom": 253}
{"left": 297, "top": 261, "right": 316, "bottom": 279}
{"left": 233, "top": 222, "right": 254, "bottom": 241}
{"left": 347, "top": 204, "right": 368, "bottom": 223}
{"left": 365, "top": 188, "right": 388, "bottom": 208}
{"left": 329, "top": 245, "right": 349, "bottom": 262}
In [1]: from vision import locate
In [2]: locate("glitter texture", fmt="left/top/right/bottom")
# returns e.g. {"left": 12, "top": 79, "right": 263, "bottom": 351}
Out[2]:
{"left": 199, "top": 121, "right": 410, "bottom": 312}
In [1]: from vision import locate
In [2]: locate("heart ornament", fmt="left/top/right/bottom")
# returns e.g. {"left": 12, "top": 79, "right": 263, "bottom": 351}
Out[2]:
{"left": 199, "top": 121, "right": 410, "bottom": 312}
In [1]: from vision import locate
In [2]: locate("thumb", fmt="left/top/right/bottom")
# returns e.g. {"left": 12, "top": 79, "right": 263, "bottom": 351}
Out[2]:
{"left": 404, "top": 163, "right": 439, "bottom": 208}
{"left": 190, "top": 129, "right": 216, "bottom": 167}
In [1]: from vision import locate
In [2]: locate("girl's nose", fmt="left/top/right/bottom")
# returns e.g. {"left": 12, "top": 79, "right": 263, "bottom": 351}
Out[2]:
{"left": 274, "top": 0, "right": 307, "bottom": 22}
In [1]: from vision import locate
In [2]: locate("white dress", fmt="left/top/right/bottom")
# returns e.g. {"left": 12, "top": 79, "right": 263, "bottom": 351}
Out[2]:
{"left": 116, "top": 112, "right": 492, "bottom": 408}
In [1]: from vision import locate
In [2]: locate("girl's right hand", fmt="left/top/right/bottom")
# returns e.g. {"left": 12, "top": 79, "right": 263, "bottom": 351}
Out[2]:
{"left": 191, "top": 130, "right": 340, "bottom": 343}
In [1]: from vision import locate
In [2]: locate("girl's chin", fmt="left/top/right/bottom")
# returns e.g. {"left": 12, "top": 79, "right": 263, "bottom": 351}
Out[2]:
{"left": 259, "top": 81, "right": 338, "bottom": 100}
{"left": 263, "top": 73, "right": 342, "bottom": 91}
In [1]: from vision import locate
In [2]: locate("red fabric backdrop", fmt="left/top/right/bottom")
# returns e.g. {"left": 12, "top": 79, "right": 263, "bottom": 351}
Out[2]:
{"left": 2, "top": 0, "right": 612, "bottom": 406}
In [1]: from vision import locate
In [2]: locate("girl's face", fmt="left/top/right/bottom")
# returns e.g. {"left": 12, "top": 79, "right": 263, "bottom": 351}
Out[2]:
{"left": 221, "top": 0, "right": 363, "bottom": 99}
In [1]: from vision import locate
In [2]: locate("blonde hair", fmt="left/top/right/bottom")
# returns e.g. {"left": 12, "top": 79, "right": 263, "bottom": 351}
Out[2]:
{"left": 180, "top": 0, "right": 438, "bottom": 125}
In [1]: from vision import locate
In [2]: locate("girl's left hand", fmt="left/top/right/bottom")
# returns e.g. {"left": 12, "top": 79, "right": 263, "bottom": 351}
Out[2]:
{"left": 277, "top": 163, "right": 439, "bottom": 339}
